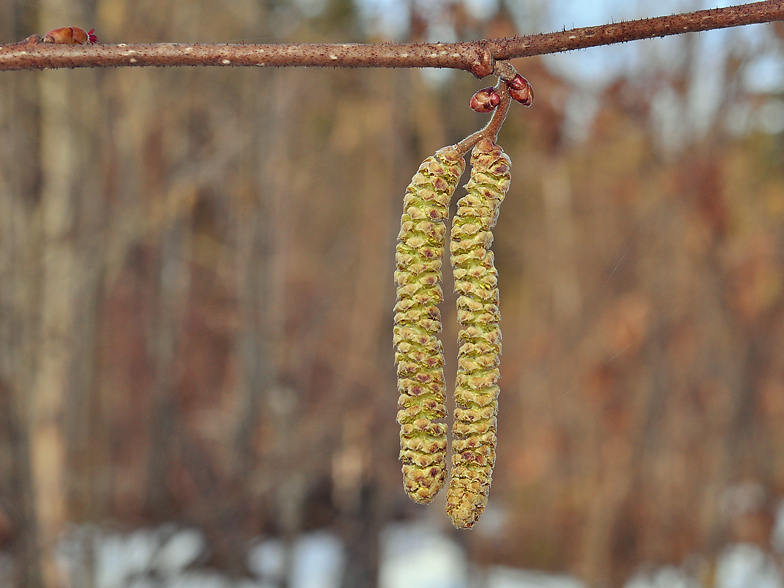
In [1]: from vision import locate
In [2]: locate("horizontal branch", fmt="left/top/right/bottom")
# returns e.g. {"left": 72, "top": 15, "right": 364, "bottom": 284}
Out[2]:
{"left": 1, "top": 0, "right": 782, "bottom": 75}
{"left": 490, "top": 0, "right": 784, "bottom": 60}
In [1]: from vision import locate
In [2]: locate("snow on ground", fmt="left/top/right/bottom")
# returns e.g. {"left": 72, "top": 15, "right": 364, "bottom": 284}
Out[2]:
{"left": 483, "top": 566, "right": 587, "bottom": 588}
{"left": 2, "top": 513, "right": 784, "bottom": 587}
{"left": 378, "top": 522, "right": 469, "bottom": 588}
{"left": 247, "top": 531, "right": 344, "bottom": 588}
{"left": 715, "top": 544, "right": 784, "bottom": 588}
{"left": 623, "top": 566, "right": 702, "bottom": 588}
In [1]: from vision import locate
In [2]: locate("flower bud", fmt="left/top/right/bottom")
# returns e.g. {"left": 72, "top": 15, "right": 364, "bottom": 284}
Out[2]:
{"left": 43, "top": 26, "right": 97, "bottom": 45}
{"left": 508, "top": 74, "right": 533, "bottom": 107}
{"left": 469, "top": 87, "right": 501, "bottom": 113}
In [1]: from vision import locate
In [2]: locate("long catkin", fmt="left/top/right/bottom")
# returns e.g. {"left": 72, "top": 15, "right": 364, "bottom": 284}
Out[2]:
{"left": 394, "top": 146, "right": 466, "bottom": 505}
{"left": 446, "top": 139, "right": 511, "bottom": 529}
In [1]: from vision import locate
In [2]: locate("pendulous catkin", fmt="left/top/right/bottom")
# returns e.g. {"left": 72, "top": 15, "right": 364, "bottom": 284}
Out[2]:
{"left": 394, "top": 146, "right": 466, "bottom": 505}
{"left": 446, "top": 138, "right": 511, "bottom": 529}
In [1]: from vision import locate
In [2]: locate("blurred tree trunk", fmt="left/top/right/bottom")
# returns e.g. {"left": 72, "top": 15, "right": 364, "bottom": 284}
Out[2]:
{"left": 334, "top": 69, "right": 399, "bottom": 588}
{"left": 64, "top": 65, "right": 108, "bottom": 550}
{"left": 0, "top": 9, "right": 45, "bottom": 588}
{"left": 145, "top": 210, "right": 191, "bottom": 518}
{"left": 29, "top": 0, "right": 100, "bottom": 583}
{"left": 32, "top": 61, "right": 78, "bottom": 585}
{"left": 542, "top": 158, "right": 581, "bottom": 326}
{"left": 260, "top": 69, "right": 299, "bottom": 588}
{"left": 60, "top": 69, "right": 104, "bottom": 588}
{"left": 235, "top": 67, "right": 291, "bottom": 481}
{"left": 230, "top": 67, "right": 295, "bottom": 580}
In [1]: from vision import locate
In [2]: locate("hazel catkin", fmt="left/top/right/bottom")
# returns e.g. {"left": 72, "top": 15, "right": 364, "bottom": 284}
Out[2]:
{"left": 446, "top": 138, "right": 511, "bottom": 529}
{"left": 395, "top": 146, "right": 466, "bottom": 505}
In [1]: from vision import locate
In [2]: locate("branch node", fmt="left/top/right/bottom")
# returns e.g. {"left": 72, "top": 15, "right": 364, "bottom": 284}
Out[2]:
{"left": 492, "top": 60, "right": 518, "bottom": 82}
{"left": 16, "top": 34, "right": 42, "bottom": 46}
{"left": 469, "top": 41, "right": 495, "bottom": 79}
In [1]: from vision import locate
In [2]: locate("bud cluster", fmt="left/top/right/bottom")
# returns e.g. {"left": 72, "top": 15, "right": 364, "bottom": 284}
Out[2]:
{"left": 468, "top": 74, "right": 534, "bottom": 113}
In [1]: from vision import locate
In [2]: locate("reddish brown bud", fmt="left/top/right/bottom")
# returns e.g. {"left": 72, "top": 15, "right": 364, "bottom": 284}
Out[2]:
{"left": 469, "top": 87, "right": 501, "bottom": 113}
{"left": 43, "top": 26, "right": 98, "bottom": 45}
{"left": 508, "top": 74, "right": 534, "bottom": 107}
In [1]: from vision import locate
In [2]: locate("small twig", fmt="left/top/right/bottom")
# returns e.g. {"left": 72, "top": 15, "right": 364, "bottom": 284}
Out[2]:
{"left": 1, "top": 1, "right": 782, "bottom": 74}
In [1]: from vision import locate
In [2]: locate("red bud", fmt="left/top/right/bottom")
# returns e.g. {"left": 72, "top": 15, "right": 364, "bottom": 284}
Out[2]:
{"left": 469, "top": 87, "right": 501, "bottom": 113}
{"left": 508, "top": 74, "right": 534, "bottom": 107}
{"left": 43, "top": 26, "right": 98, "bottom": 45}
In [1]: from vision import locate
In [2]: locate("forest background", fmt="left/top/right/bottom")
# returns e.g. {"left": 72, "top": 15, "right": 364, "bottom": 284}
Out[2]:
{"left": 2, "top": 0, "right": 784, "bottom": 586}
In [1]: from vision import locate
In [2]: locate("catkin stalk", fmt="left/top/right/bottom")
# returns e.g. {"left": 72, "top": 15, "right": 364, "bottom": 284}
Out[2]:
{"left": 446, "top": 138, "right": 511, "bottom": 528}
{"left": 394, "top": 146, "right": 466, "bottom": 504}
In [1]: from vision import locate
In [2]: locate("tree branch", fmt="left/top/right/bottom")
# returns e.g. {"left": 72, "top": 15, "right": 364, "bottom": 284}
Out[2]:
{"left": 1, "top": 0, "right": 782, "bottom": 75}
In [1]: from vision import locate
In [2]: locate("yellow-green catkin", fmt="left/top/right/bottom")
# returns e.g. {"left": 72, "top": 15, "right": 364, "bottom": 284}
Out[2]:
{"left": 394, "top": 146, "right": 466, "bottom": 505}
{"left": 446, "top": 138, "right": 511, "bottom": 529}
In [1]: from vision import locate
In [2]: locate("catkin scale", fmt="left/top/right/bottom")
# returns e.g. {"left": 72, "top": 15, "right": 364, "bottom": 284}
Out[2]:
{"left": 446, "top": 139, "right": 511, "bottom": 529}
{"left": 395, "top": 146, "right": 466, "bottom": 505}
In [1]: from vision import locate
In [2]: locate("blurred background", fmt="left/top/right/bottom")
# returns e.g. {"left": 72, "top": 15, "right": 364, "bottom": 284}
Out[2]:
{"left": 2, "top": 0, "right": 784, "bottom": 586}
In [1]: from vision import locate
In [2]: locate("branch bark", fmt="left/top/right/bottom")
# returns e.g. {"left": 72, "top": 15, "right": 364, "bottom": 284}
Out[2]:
{"left": 0, "top": 0, "right": 782, "bottom": 75}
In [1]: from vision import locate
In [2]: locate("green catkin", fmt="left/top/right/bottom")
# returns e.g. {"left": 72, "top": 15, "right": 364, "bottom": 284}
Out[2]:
{"left": 446, "top": 138, "right": 511, "bottom": 529}
{"left": 395, "top": 146, "right": 466, "bottom": 505}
